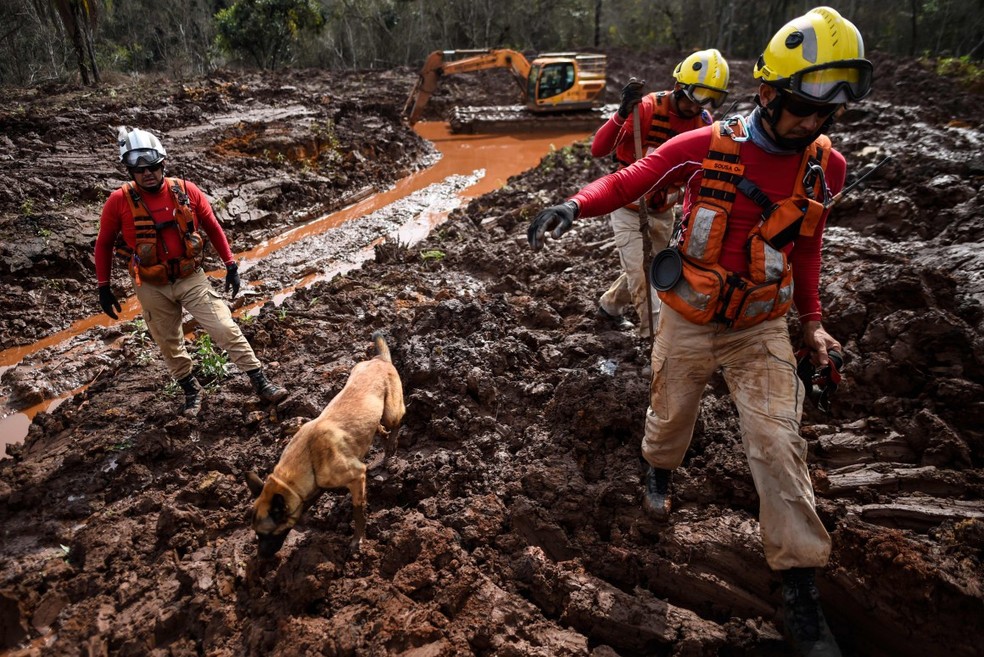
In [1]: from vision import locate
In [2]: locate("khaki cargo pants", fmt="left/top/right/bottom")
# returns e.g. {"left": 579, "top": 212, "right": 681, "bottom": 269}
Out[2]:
{"left": 134, "top": 269, "right": 262, "bottom": 380}
{"left": 642, "top": 306, "right": 832, "bottom": 571}
{"left": 599, "top": 204, "right": 674, "bottom": 338}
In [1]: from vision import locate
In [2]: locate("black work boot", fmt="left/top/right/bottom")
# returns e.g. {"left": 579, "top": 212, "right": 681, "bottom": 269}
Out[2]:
{"left": 597, "top": 305, "right": 636, "bottom": 332}
{"left": 176, "top": 374, "right": 202, "bottom": 417}
{"left": 780, "top": 568, "right": 842, "bottom": 657}
{"left": 247, "top": 368, "right": 288, "bottom": 404}
{"left": 642, "top": 465, "right": 672, "bottom": 521}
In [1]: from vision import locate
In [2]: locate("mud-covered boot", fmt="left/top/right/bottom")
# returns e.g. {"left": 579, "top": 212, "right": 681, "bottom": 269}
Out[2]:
{"left": 780, "top": 568, "right": 842, "bottom": 657}
{"left": 642, "top": 465, "right": 672, "bottom": 520}
{"left": 247, "top": 368, "right": 288, "bottom": 404}
{"left": 597, "top": 305, "right": 636, "bottom": 332}
{"left": 177, "top": 374, "right": 202, "bottom": 417}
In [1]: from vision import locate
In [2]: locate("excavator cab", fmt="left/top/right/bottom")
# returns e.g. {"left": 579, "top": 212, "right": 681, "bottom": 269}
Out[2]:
{"left": 530, "top": 62, "right": 574, "bottom": 101}
{"left": 526, "top": 53, "right": 606, "bottom": 113}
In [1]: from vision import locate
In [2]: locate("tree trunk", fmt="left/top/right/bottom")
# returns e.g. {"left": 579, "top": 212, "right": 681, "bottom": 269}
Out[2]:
{"left": 910, "top": 0, "right": 917, "bottom": 57}
{"left": 594, "top": 0, "right": 602, "bottom": 48}
{"left": 83, "top": 19, "right": 100, "bottom": 84}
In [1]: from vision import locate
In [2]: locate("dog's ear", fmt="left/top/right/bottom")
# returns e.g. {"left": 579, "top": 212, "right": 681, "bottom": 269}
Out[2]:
{"left": 246, "top": 471, "right": 265, "bottom": 498}
{"left": 270, "top": 494, "right": 288, "bottom": 524}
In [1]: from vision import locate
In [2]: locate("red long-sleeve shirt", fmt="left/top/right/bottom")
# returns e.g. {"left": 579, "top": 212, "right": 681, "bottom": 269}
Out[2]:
{"left": 94, "top": 179, "right": 234, "bottom": 285}
{"left": 572, "top": 126, "right": 846, "bottom": 322}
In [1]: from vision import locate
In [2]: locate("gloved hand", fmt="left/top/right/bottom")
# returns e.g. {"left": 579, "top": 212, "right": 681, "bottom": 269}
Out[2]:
{"left": 527, "top": 201, "right": 578, "bottom": 251}
{"left": 225, "top": 262, "right": 241, "bottom": 299}
{"left": 98, "top": 284, "right": 121, "bottom": 320}
{"left": 617, "top": 78, "right": 646, "bottom": 119}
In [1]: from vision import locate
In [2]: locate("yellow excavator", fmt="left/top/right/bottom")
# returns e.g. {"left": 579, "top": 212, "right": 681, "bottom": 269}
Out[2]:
{"left": 403, "top": 49, "right": 612, "bottom": 133}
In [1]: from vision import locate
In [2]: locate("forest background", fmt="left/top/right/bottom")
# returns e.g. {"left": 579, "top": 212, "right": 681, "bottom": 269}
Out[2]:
{"left": 2, "top": 0, "right": 982, "bottom": 88}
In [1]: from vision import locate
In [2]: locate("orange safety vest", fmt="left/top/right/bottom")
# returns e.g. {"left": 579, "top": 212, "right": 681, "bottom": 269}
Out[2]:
{"left": 614, "top": 92, "right": 702, "bottom": 213}
{"left": 657, "top": 119, "right": 831, "bottom": 329}
{"left": 115, "top": 177, "right": 205, "bottom": 286}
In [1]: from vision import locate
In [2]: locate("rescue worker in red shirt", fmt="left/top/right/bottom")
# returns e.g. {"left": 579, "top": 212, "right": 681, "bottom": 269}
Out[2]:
{"left": 592, "top": 49, "right": 729, "bottom": 337}
{"left": 95, "top": 128, "right": 288, "bottom": 416}
{"left": 528, "top": 7, "right": 872, "bottom": 656}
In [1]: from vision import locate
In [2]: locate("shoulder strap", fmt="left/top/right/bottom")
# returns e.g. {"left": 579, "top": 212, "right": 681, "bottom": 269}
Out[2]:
{"left": 696, "top": 121, "right": 746, "bottom": 215}
{"left": 644, "top": 91, "right": 674, "bottom": 148}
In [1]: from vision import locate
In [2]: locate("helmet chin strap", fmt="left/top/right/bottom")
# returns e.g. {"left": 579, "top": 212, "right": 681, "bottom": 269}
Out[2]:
{"left": 757, "top": 93, "right": 834, "bottom": 151}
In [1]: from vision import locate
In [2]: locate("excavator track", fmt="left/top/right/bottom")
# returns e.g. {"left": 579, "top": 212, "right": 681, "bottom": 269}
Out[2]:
{"left": 448, "top": 104, "right": 620, "bottom": 134}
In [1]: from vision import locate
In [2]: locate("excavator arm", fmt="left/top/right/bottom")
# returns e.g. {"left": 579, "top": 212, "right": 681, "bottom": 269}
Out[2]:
{"left": 403, "top": 49, "right": 532, "bottom": 126}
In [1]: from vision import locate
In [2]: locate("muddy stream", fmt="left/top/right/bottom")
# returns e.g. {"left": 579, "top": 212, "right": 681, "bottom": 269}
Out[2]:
{"left": 0, "top": 124, "right": 592, "bottom": 455}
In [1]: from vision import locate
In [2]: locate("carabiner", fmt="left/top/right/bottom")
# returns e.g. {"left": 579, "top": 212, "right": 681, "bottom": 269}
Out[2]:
{"left": 719, "top": 114, "right": 749, "bottom": 142}
{"left": 803, "top": 161, "right": 830, "bottom": 204}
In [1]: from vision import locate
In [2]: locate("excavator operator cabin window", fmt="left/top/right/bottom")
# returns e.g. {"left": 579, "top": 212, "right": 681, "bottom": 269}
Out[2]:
{"left": 538, "top": 63, "right": 574, "bottom": 100}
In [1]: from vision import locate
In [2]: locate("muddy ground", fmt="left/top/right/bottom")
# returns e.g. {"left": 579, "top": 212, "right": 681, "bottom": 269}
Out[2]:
{"left": 1, "top": 50, "right": 983, "bottom": 656}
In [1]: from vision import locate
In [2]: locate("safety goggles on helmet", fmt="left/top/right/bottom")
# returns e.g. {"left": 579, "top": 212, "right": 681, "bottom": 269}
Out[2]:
{"left": 122, "top": 148, "right": 164, "bottom": 168}
{"left": 681, "top": 84, "right": 729, "bottom": 109}
{"left": 777, "top": 59, "right": 873, "bottom": 104}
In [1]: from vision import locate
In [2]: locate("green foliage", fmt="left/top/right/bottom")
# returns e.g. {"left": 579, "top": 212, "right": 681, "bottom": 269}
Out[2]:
{"left": 420, "top": 249, "right": 446, "bottom": 262}
{"left": 126, "top": 319, "right": 156, "bottom": 366}
{"left": 935, "top": 56, "right": 984, "bottom": 91}
{"left": 214, "top": 0, "right": 325, "bottom": 69}
{"left": 21, "top": 199, "right": 34, "bottom": 216}
{"left": 192, "top": 333, "right": 230, "bottom": 381}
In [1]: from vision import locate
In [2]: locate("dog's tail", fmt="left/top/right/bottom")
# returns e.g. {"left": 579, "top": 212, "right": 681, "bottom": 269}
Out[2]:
{"left": 371, "top": 331, "right": 392, "bottom": 363}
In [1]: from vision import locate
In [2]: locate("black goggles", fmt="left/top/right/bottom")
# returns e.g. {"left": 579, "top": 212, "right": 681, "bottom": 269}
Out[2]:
{"left": 682, "top": 84, "right": 728, "bottom": 109}
{"left": 128, "top": 162, "right": 164, "bottom": 174}
{"left": 778, "top": 59, "right": 873, "bottom": 103}
{"left": 781, "top": 93, "right": 839, "bottom": 119}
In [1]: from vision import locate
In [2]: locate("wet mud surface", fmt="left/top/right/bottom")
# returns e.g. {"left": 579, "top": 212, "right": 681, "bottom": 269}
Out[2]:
{"left": 1, "top": 52, "right": 983, "bottom": 656}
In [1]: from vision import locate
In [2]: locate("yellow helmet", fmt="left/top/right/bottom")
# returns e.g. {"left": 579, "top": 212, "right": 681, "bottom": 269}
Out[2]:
{"left": 673, "top": 48, "right": 730, "bottom": 108}
{"left": 754, "top": 6, "right": 872, "bottom": 103}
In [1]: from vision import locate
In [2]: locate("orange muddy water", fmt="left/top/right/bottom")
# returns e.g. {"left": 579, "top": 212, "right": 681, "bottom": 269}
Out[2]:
{"left": 0, "top": 123, "right": 592, "bottom": 454}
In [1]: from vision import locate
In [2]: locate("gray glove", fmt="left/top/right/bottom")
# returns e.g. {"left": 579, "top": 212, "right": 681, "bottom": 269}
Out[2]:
{"left": 527, "top": 201, "right": 578, "bottom": 251}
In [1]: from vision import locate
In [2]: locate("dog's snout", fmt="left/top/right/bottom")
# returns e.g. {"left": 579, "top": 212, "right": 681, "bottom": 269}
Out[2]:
{"left": 256, "top": 531, "right": 289, "bottom": 558}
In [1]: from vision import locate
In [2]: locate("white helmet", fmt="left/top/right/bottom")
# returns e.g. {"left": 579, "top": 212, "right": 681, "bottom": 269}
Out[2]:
{"left": 117, "top": 127, "right": 167, "bottom": 167}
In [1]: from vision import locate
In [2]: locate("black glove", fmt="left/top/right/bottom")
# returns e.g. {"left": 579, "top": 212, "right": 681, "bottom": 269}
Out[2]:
{"left": 617, "top": 78, "right": 646, "bottom": 119}
{"left": 225, "top": 263, "right": 241, "bottom": 299}
{"left": 98, "top": 284, "right": 121, "bottom": 320}
{"left": 527, "top": 201, "right": 578, "bottom": 251}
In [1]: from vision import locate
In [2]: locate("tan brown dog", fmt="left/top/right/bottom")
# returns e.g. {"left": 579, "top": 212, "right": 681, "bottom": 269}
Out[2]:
{"left": 246, "top": 331, "right": 404, "bottom": 558}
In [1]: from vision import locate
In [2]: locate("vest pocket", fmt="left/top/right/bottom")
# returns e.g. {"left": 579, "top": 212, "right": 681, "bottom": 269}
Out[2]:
{"left": 679, "top": 202, "right": 727, "bottom": 263}
{"left": 724, "top": 278, "right": 794, "bottom": 330}
{"left": 746, "top": 231, "right": 789, "bottom": 284}
{"left": 657, "top": 259, "right": 725, "bottom": 325}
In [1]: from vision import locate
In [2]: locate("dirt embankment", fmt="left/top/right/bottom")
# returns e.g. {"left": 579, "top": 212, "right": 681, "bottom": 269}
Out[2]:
{"left": 1, "top": 52, "right": 983, "bottom": 657}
